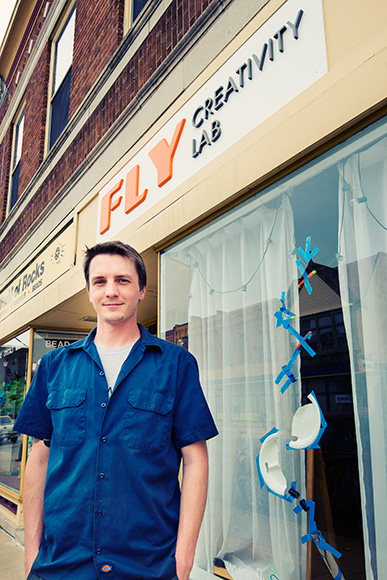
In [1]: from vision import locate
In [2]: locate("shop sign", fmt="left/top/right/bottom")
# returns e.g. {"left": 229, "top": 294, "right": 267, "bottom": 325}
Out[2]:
{"left": 97, "top": 0, "right": 327, "bottom": 241}
{"left": 45, "top": 338, "right": 73, "bottom": 348}
{"left": 0, "top": 225, "right": 73, "bottom": 323}
{"left": 0, "top": 346, "right": 20, "bottom": 358}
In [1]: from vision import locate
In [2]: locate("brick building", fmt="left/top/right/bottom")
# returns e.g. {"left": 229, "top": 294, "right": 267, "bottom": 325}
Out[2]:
{"left": 1, "top": 1, "right": 387, "bottom": 579}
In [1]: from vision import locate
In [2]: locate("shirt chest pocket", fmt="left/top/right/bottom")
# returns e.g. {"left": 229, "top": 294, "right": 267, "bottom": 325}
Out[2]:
{"left": 124, "top": 391, "right": 173, "bottom": 453}
{"left": 46, "top": 389, "right": 87, "bottom": 446}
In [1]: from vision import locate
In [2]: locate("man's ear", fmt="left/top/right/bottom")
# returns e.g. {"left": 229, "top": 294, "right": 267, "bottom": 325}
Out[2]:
{"left": 139, "top": 284, "right": 147, "bottom": 302}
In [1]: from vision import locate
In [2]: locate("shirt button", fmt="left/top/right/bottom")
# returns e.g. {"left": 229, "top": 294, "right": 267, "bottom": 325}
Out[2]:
{"left": 101, "top": 437, "right": 107, "bottom": 443}
{"left": 101, "top": 402, "right": 107, "bottom": 408}
{"left": 99, "top": 473, "right": 105, "bottom": 479}
{"left": 97, "top": 510, "right": 103, "bottom": 517}
{"left": 100, "top": 371, "right": 105, "bottom": 376}
{"left": 96, "top": 549, "right": 102, "bottom": 555}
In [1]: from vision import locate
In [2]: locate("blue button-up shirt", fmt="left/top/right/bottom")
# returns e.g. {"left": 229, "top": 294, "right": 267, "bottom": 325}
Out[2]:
{"left": 15, "top": 325, "right": 218, "bottom": 580}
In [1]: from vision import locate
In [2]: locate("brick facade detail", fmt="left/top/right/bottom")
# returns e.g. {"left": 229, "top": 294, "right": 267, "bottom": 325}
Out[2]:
{"left": 69, "top": 0, "right": 125, "bottom": 118}
{"left": 0, "top": 0, "right": 215, "bottom": 263}
{"left": 18, "top": 44, "right": 51, "bottom": 197}
{"left": 0, "top": 0, "right": 49, "bottom": 128}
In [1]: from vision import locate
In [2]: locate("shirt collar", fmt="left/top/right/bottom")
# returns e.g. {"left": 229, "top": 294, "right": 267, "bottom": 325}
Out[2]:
{"left": 67, "top": 324, "right": 163, "bottom": 352}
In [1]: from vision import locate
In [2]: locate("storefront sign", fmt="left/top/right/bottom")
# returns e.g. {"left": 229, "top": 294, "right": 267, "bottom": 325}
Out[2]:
{"left": 0, "top": 225, "right": 73, "bottom": 323}
{"left": 97, "top": 0, "right": 327, "bottom": 241}
{"left": 45, "top": 339, "right": 72, "bottom": 348}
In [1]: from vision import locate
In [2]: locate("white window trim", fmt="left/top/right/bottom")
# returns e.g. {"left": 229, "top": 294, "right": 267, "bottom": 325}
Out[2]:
{"left": 7, "top": 102, "right": 26, "bottom": 215}
{"left": 124, "top": 0, "right": 151, "bottom": 35}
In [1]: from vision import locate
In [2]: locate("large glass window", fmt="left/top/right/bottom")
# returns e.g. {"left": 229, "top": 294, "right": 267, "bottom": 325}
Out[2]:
{"left": 0, "top": 330, "right": 29, "bottom": 494}
{"left": 161, "top": 117, "right": 387, "bottom": 580}
{"left": 0, "top": 328, "right": 87, "bottom": 505}
{"left": 48, "top": 6, "right": 76, "bottom": 150}
{"left": 31, "top": 329, "right": 88, "bottom": 372}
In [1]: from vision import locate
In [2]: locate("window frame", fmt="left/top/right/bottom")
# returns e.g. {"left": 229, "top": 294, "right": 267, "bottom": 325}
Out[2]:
{"left": 124, "top": 0, "right": 151, "bottom": 34}
{"left": 7, "top": 102, "right": 26, "bottom": 214}
{"left": 45, "top": 2, "right": 76, "bottom": 154}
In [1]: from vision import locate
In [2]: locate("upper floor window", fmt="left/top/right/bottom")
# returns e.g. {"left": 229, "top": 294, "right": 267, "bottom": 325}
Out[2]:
{"left": 48, "top": 5, "right": 76, "bottom": 150}
{"left": 9, "top": 106, "right": 25, "bottom": 211}
{"left": 132, "top": 0, "right": 149, "bottom": 21}
{"left": 124, "top": 0, "right": 149, "bottom": 32}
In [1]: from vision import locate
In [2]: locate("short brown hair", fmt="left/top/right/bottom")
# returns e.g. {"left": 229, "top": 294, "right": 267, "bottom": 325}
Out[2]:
{"left": 83, "top": 241, "right": 147, "bottom": 290}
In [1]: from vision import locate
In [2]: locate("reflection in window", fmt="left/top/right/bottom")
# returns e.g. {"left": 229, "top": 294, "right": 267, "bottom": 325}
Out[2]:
{"left": 160, "top": 117, "right": 387, "bottom": 580}
{"left": 0, "top": 328, "right": 89, "bottom": 500}
{"left": 32, "top": 329, "right": 88, "bottom": 376}
{"left": 0, "top": 330, "right": 29, "bottom": 493}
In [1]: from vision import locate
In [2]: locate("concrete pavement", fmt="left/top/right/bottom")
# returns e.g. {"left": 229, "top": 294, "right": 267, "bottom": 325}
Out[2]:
{"left": 0, "top": 527, "right": 24, "bottom": 580}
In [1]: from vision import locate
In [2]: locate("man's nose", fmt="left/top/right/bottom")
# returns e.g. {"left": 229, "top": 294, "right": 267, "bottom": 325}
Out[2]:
{"left": 105, "top": 280, "right": 119, "bottom": 295}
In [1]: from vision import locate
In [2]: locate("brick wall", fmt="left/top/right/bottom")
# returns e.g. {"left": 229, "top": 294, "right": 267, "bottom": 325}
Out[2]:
{"left": 0, "top": 0, "right": 215, "bottom": 264}
{"left": 69, "top": 0, "right": 125, "bottom": 118}
{"left": 18, "top": 44, "right": 51, "bottom": 196}
{"left": 0, "top": 0, "right": 50, "bottom": 128}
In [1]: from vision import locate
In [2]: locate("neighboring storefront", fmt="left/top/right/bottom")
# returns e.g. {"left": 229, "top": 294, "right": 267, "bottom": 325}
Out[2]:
{"left": 0, "top": 328, "right": 88, "bottom": 526}
{"left": 1, "top": 1, "right": 386, "bottom": 579}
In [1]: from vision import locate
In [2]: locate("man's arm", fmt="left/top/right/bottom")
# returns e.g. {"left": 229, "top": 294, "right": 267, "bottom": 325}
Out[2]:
{"left": 23, "top": 438, "right": 50, "bottom": 578}
{"left": 175, "top": 439, "right": 209, "bottom": 580}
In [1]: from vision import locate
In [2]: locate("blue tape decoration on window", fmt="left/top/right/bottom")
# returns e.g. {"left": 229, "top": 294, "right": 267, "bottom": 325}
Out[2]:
{"left": 255, "top": 236, "right": 344, "bottom": 579}
{"left": 275, "top": 332, "right": 313, "bottom": 394}
{"left": 293, "top": 500, "right": 343, "bottom": 565}
{"left": 295, "top": 236, "right": 320, "bottom": 295}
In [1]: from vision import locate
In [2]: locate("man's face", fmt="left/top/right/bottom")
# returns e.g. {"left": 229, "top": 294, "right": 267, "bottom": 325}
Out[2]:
{"left": 87, "top": 253, "right": 146, "bottom": 326}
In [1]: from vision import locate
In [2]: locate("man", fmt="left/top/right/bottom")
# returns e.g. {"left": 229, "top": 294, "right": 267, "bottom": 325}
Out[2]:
{"left": 15, "top": 241, "right": 218, "bottom": 580}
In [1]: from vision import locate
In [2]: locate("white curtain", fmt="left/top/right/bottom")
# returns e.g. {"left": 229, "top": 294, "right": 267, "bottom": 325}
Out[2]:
{"left": 338, "top": 137, "right": 387, "bottom": 580}
{"left": 187, "top": 195, "right": 306, "bottom": 580}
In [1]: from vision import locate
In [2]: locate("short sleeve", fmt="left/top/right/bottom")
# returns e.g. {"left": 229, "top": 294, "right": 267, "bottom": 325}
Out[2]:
{"left": 14, "top": 355, "right": 53, "bottom": 440}
{"left": 172, "top": 350, "right": 218, "bottom": 449}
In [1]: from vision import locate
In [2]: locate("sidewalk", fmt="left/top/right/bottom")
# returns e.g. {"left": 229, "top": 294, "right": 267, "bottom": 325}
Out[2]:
{"left": 0, "top": 527, "right": 24, "bottom": 580}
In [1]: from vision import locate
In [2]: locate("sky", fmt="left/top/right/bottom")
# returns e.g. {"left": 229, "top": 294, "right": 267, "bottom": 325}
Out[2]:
{"left": 0, "top": 0, "right": 18, "bottom": 49}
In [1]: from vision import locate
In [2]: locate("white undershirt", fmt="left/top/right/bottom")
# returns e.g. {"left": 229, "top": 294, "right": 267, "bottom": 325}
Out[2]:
{"left": 95, "top": 343, "right": 133, "bottom": 397}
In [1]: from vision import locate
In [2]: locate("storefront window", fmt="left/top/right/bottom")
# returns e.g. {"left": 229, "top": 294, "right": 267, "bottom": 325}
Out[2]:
{"left": 160, "top": 117, "right": 387, "bottom": 579}
{"left": 32, "top": 329, "right": 88, "bottom": 377}
{"left": 0, "top": 330, "right": 29, "bottom": 493}
{"left": 0, "top": 328, "right": 88, "bottom": 501}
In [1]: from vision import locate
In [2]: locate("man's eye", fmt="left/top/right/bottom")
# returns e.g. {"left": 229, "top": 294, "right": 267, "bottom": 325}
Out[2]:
{"left": 118, "top": 278, "right": 129, "bottom": 284}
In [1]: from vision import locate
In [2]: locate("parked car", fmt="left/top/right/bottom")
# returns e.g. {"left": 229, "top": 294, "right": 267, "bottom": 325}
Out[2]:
{"left": 0, "top": 416, "right": 19, "bottom": 444}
